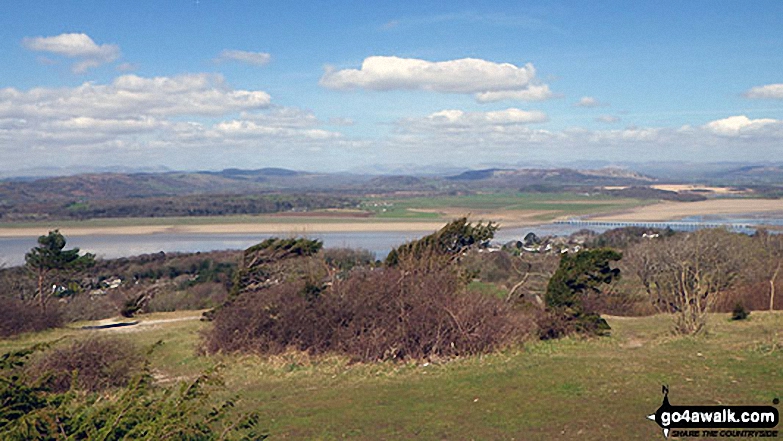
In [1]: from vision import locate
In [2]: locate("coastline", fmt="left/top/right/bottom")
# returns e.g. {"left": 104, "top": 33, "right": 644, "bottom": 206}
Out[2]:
{"left": 1, "top": 198, "right": 781, "bottom": 238}
{"left": 0, "top": 220, "right": 453, "bottom": 238}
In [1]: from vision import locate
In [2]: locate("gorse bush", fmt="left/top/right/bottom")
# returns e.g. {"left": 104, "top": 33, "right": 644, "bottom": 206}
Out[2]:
{"left": 0, "top": 345, "right": 265, "bottom": 440}
{"left": 204, "top": 267, "right": 532, "bottom": 361}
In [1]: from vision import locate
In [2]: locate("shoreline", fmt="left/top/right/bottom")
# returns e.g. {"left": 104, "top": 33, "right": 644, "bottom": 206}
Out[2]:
{"left": 1, "top": 199, "right": 781, "bottom": 238}
{"left": 0, "top": 221, "right": 455, "bottom": 238}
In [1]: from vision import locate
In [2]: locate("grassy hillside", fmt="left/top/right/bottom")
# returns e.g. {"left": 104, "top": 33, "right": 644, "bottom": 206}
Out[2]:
{"left": 2, "top": 311, "right": 780, "bottom": 440}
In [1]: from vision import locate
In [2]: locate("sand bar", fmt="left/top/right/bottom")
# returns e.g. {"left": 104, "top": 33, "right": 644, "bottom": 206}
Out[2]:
{"left": 0, "top": 221, "right": 454, "bottom": 238}
{"left": 590, "top": 199, "right": 783, "bottom": 222}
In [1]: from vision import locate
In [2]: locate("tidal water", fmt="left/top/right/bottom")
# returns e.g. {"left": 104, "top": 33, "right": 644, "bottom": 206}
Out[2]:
{"left": 1, "top": 215, "right": 778, "bottom": 267}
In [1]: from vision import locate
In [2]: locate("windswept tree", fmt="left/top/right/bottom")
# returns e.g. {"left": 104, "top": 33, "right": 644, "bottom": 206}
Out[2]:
{"left": 385, "top": 217, "right": 498, "bottom": 269}
{"left": 24, "top": 230, "right": 95, "bottom": 313}
{"left": 543, "top": 248, "right": 622, "bottom": 338}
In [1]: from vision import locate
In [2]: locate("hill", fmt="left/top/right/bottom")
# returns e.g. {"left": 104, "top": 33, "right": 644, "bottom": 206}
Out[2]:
{"left": 2, "top": 310, "right": 780, "bottom": 440}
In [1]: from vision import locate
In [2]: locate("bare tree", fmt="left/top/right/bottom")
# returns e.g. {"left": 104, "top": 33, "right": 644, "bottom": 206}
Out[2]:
{"left": 627, "top": 229, "right": 750, "bottom": 334}
{"left": 751, "top": 229, "right": 783, "bottom": 311}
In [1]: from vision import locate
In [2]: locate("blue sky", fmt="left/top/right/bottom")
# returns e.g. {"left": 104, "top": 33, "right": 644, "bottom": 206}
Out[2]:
{"left": 1, "top": 0, "right": 782, "bottom": 175}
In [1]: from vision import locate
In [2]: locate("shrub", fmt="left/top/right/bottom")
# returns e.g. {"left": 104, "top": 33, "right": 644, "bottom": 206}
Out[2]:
{"left": 204, "top": 267, "right": 532, "bottom": 361}
{"left": 731, "top": 302, "right": 750, "bottom": 321}
{"left": 0, "top": 299, "right": 63, "bottom": 337}
{"left": 27, "top": 335, "right": 143, "bottom": 393}
{"left": 1, "top": 346, "right": 264, "bottom": 440}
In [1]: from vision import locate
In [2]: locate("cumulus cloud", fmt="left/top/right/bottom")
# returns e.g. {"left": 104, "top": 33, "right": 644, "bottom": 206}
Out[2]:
{"left": 380, "top": 109, "right": 783, "bottom": 168}
{"left": 320, "top": 56, "right": 552, "bottom": 102}
{"left": 215, "top": 49, "right": 271, "bottom": 66}
{"left": 744, "top": 83, "right": 783, "bottom": 99}
{"left": 22, "top": 33, "right": 120, "bottom": 73}
{"left": 703, "top": 115, "right": 779, "bottom": 136}
{"left": 0, "top": 74, "right": 355, "bottom": 172}
{"left": 0, "top": 73, "right": 271, "bottom": 119}
{"left": 574, "top": 96, "right": 605, "bottom": 107}
{"left": 424, "top": 108, "right": 546, "bottom": 125}
{"left": 395, "top": 108, "right": 549, "bottom": 141}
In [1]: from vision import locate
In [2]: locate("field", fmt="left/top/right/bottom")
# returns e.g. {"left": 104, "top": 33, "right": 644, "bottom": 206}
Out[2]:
{"left": 0, "top": 192, "right": 649, "bottom": 238}
{"left": 362, "top": 193, "right": 647, "bottom": 223}
{"left": 3, "top": 310, "right": 781, "bottom": 440}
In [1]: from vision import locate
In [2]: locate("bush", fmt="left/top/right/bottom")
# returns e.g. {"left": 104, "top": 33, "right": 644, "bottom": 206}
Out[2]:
{"left": 204, "top": 267, "right": 532, "bottom": 361}
{"left": 1, "top": 346, "right": 264, "bottom": 440}
{"left": 0, "top": 299, "right": 63, "bottom": 337}
{"left": 731, "top": 302, "right": 750, "bottom": 321}
{"left": 147, "top": 283, "right": 228, "bottom": 313}
{"left": 27, "top": 335, "right": 143, "bottom": 392}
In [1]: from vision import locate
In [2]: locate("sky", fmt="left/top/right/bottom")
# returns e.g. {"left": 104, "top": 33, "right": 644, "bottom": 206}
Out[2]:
{"left": 1, "top": 0, "right": 783, "bottom": 176}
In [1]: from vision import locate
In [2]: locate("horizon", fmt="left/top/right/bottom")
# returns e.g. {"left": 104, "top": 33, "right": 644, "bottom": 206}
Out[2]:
{"left": 2, "top": 1, "right": 782, "bottom": 176}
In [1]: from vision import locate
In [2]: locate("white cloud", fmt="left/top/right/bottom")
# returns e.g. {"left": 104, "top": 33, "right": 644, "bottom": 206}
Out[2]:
{"left": 0, "top": 73, "right": 271, "bottom": 119}
{"left": 744, "top": 83, "right": 783, "bottom": 99}
{"left": 22, "top": 33, "right": 120, "bottom": 73}
{"left": 703, "top": 115, "right": 779, "bottom": 136}
{"left": 475, "top": 84, "right": 553, "bottom": 103}
{"left": 381, "top": 110, "right": 783, "bottom": 167}
{"left": 320, "top": 56, "right": 552, "bottom": 102}
{"left": 574, "top": 96, "right": 605, "bottom": 107}
{"left": 395, "top": 108, "right": 548, "bottom": 140}
{"left": 215, "top": 49, "right": 271, "bottom": 66}
{"left": 596, "top": 115, "right": 620, "bottom": 123}
{"left": 0, "top": 74, "right": 356, "bottom": 172}
{"left": 432, "top": 108, "right": 547, "bottom": 125}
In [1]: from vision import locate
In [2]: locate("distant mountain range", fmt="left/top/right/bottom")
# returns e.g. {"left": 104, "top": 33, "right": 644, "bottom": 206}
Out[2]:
{"left": 1, "top": 164, "right": 781, "bottom": 211}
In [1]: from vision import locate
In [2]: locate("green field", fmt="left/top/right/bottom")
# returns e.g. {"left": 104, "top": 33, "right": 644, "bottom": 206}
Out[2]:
{"left": 3, "top": 310, "right": 780, "bottom": 440}
{"left": 362, "top": 192, "right": 648, "bottom": 220}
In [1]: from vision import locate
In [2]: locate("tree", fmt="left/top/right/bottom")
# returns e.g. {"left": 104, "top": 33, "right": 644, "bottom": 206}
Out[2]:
{"left": 543, "top": 248, "right": 622, "bottom": 337}
{"left": 24, "top": 230, "right": 95, "bottom": 313}
{"left": 752, "top": 229, "right": 783, "bottom": 311}
{"left": 385, "top": 217, "right": 497, "bottom": 268}
{"left": 627, "top": 229, "right": 749, "bottom": 334}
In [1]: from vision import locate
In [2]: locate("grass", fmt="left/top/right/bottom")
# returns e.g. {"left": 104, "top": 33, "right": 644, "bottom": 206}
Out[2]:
{"left": 362, "top": 192, "right": 648, "bottom": 221}
{"left": 2, "top": 311, "right": 780, "bottom": 440}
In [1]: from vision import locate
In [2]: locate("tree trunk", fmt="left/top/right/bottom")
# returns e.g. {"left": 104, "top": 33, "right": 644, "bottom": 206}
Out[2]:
{"left": 37, "top": 269, "right": 46, "bottom": 313}
{"left": 771, "top": 262, "right": 780, "bottom": 311}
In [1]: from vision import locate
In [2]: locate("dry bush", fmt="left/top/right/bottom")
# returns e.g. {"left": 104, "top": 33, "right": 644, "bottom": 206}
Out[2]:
{"left": 147, "top": 282, "right": 228, "bottom": 312}
{"left": 714, "top": 281, "right": 780, "bottom": 312}
{"left": 0, "top": 299, "right": 63, "bottom": 337}
{"left": 203, "top": 267, "right": 532, "bottom": 361}
{"left": 27, "top": 335, "right": 143, "bottom": 393}
{"left": 60, "top": 291, "right": 123, "bottom": 322}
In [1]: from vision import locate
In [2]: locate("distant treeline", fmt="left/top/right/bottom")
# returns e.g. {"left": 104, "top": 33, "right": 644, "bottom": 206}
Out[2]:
{"left": 0, "top": 193, "right": 359, "bottom": 221}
